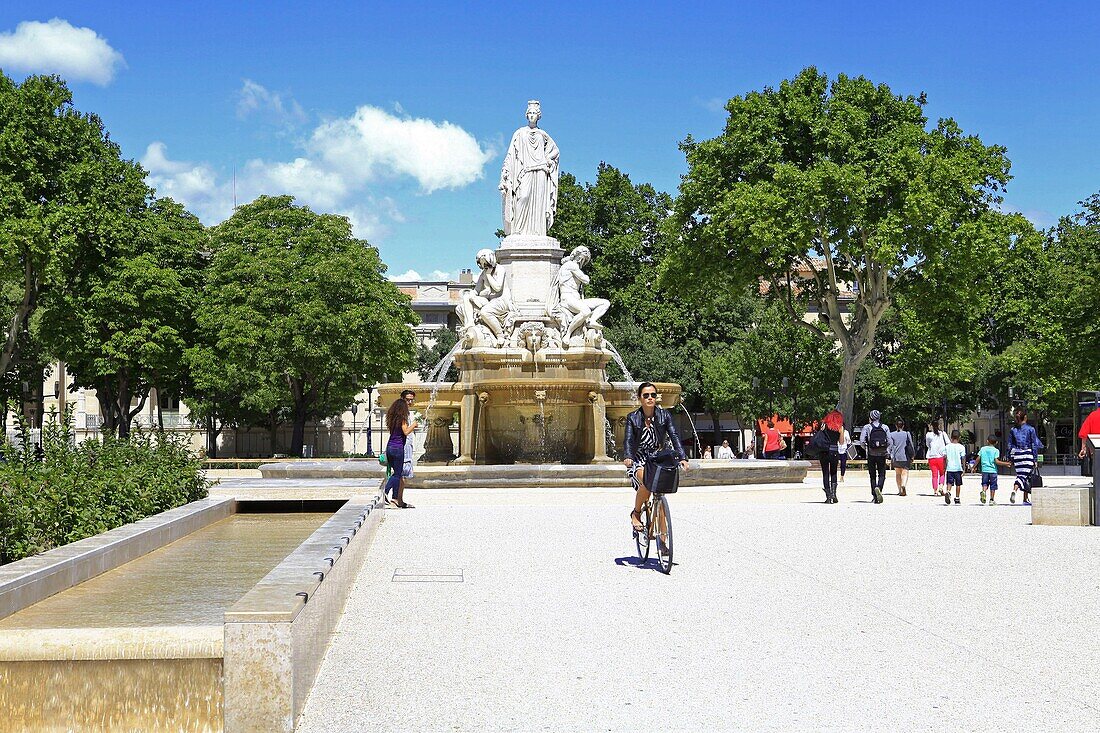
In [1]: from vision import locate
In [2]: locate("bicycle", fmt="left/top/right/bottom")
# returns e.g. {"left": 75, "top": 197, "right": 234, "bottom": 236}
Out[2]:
{"left": 631, "top": 465, "right": 676, "bottom": 574}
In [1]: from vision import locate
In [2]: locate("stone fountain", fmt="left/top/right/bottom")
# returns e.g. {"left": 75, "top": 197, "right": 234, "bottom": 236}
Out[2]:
{"left": 263, "top": 101, "right": 806, "bottom": 485}
{"left": 378, "top": 100, "right": 678, "bottom": 464}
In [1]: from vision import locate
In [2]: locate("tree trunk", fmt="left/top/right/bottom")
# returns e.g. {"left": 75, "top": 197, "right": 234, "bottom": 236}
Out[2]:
{"left": 155, "top": 387, "right": 164, "bottom": 431}
{"left": 291, "top": 403, "right": 308, "bottom": 457}
{"left": 710, "top": 412, "right": 721, "bottom": 449}
{"left": 838, "top": 351, "right": 861, "bottom": 429}
{"left": 0, "top": 261, "right": 38, "bottom": 379}
{"left": 206, "top": 414, "right": 220, "bottom": 458}
{"left": 97, "top": 388, "right": 117, "bottom": 436}
{"left": 117, "top": 377, "right": 131, "bottom": 439}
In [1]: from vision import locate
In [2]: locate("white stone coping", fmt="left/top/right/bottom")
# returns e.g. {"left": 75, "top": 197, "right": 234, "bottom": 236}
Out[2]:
{"left": 0, "top": 498, "right": 235, "bottom": 621}
{"left": 223, "top": 491, "right": 385, "bottom": 732}
{"left": 224, "top": 493, "right": 382, "bottom": 624}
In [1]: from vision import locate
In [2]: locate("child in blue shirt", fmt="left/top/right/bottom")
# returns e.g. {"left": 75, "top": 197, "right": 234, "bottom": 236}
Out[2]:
{"left": 944, "top": 430, "right": 967, "bottom": 504}
{"left": 976, "top": 435, "right": 1010, "bottom": 505}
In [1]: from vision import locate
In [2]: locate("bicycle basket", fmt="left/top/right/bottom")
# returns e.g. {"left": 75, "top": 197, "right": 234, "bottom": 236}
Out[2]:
{"left": 647, "top": 464, "right": 680, "bottom": 494}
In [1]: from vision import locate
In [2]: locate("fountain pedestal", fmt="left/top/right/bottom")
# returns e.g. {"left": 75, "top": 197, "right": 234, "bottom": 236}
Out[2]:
{"left": 496, "top": 234, "right": 565, "bottom": 318}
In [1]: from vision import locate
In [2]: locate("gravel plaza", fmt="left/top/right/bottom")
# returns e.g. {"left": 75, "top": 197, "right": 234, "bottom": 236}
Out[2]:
{"left": 291, "top": 472, "right": 1100, "bottom": 732}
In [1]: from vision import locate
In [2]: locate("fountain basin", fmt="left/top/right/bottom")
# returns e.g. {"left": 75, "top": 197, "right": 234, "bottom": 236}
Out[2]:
{"left": 0, "top": 493, "right": 385, "bottom": 732}
{"left": 377, "top": 378, "right": 683, "bottom": 465}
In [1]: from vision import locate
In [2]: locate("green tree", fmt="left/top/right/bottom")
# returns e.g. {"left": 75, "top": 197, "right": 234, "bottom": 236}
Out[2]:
{"left": 416, "top": 326, "right": 459, "bottom": 381}
{"left": 664, "top": 67, "right": 1011, "bottom": 425}
{"left": 1048, "top": 193, "right": 1100, "bottom": 386}
{"left": 39, "top": 198, "right": 205, "bottom": 437}
{"left": 0, "top": 72, "right": 148, "bottom": 380}
{"left": 554, "top": 163, "right": 756, "bottom": 408}
{"left": 699, "top": 302, "right": 841, "bottom": 446}
{"left": 191, "top": 196, "right": 418, "bottom": 456}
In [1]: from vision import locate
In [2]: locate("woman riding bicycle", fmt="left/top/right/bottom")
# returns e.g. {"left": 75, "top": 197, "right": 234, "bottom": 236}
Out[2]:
{"left": 624, "top": 382, "right": 689, "bottom": 532}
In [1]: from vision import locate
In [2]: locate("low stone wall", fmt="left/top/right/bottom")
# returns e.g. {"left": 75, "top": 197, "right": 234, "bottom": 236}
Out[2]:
{"left": 223, "top": 493, "right": 384, "bottom": 733}
{"left": 258, "top": 459, "right": 810, "bottom": 488}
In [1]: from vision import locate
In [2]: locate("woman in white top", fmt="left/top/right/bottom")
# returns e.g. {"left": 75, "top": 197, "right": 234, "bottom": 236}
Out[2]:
{"left": 926, "top": 421, "right": 949, "bottom": 496}
{"left": 836, "top": 426, "right": 852, "bottom": 482}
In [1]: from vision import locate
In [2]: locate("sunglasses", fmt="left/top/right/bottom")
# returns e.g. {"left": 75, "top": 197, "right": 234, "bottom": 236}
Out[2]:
{"left": 404, "top": 396, "right": 415, "bottom": 402}
{"left": 641, "top": 392, "right": 657, "bottom": 399}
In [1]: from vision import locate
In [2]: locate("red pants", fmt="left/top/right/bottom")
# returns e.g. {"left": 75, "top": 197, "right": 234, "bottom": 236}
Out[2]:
{"left": 928, "top": 456, "right": 946, "bottom": 489}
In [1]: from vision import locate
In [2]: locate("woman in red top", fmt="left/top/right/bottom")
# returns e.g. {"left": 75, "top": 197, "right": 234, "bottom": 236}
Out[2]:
{"left": 1080, "top": 407, "right": 1100, "bottom": 472}
{"left": 763, "top": 420, "right": 784, "bottom": 459}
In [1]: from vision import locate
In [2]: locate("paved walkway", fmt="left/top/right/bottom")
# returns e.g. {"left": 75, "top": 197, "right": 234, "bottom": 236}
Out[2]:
{"left": 297, "top": 474, "right": 1100, "bottom": 731}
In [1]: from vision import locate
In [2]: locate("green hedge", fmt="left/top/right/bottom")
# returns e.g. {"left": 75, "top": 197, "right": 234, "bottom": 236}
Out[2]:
{"left": 0, "top": 417, "right": 210, "bottom": 565}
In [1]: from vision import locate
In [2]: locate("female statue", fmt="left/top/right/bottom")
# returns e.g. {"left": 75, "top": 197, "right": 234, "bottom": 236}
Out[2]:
{"left": 458, "top": 249, "right": 513, "bottom": 345}
{"left": 499, "top": 101, "right": 559, "bottom": 237}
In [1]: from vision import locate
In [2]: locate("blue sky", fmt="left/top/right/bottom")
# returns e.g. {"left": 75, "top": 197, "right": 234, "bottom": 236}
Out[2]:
{"left": 1, "top": 1, "right": 1097, "bottom": 280}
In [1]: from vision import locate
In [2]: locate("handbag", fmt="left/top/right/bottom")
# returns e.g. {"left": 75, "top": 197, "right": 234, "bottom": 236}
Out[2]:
{"left": 905, "top": 434, "right": 915, "bottom": 461}
{"left": 804, "top": 430, "right": 828, "bottom": 460}
{"left": 645, "top": 448, "right": 681, "bottom": 493}
{"left": 778, "top": 436, "right": 788, "bottom": 451}
{"left": 1030, "top": 470, "right": 1044, "bottom": 488}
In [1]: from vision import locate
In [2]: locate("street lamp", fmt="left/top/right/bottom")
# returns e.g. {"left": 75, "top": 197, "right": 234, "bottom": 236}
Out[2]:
{"left": 350, "top": 402, "right": 358, "bottom": 455}
{"left": 365, "top": 386, "right": 375, "bottom": 457}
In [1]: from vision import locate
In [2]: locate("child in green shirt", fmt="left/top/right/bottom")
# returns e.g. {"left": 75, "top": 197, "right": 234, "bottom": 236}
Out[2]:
{"left": 976, "top": 435, "right": 1011, "bottom": 505}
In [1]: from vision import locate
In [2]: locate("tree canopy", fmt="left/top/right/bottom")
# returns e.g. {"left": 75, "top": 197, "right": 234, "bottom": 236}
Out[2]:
{"left": 0, "top": 72, "right": 149, "bottom": 385}
{"left": 189, "top": 196, "right": 418, "bottom": 456}
{"left": 663, "top": 67, "right": 1012, "bottom": 425}
{"left": 40, "top": 197, "right": 206, "bottom": 437}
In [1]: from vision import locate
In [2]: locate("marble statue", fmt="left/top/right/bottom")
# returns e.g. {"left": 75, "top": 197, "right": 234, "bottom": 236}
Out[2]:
{"left": 499, "top": 100, "right": 559, "bottom": 237}
{"left": 458, "top": 249, "right": 514, "bottom": 346}
{"left": 546, "top": 245, "right": 610, "bottom": 346}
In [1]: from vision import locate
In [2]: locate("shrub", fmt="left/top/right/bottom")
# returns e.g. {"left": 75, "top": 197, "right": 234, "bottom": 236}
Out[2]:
{"left": 0, "top": 411, "right": 211, "bottom": 564}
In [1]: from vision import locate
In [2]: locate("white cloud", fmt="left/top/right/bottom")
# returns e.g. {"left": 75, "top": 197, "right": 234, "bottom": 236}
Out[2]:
{"left": 142, "top": 142, "right": 231, "bottom": 221}
{"left": 389, "top": 269, "right": 422, "bottom": 281}
{"left": 236, "top": 79, "right": 306, "bottom": 127}
{"left": 140, "top": 103, "right": 486, "bottom": 243}
{"left": 428, "top": 270, "right": 454, "bottom": 281}
{"left": 240, "top": 157, "right": 348, "bottom": 210}
{"left": 310, "top": 105, "right": 494, "bottom": 192}
{"left": 0, "top": 18, "right": 125, "bottom": 85}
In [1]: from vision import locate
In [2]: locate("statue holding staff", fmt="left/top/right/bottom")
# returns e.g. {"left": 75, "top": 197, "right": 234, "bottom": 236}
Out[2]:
{"left": 499, "top": 100, "right": 559, "bottom": 237}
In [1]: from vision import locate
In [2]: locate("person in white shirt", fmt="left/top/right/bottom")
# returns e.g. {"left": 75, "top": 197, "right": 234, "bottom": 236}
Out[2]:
{"left": 716, "top": 439, "right": 735, "bottom": 460}
{"left": 926, "top": 421, "right": 949, "bottom": 496}
{"left": 944, "top": 429, "right": 967, "bottom": 505}
{"left": 836, "top": 426, "right": 852, "bottom": 482}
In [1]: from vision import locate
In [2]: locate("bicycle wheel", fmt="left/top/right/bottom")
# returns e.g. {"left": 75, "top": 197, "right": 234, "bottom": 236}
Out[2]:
{"left": 634, "top": 502, "right": 650, "bottom": 560}
{"left": 654, "top": 495, "right": 673, "bottom": 574}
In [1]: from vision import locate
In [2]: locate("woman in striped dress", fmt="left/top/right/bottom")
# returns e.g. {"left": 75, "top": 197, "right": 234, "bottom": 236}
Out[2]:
{"left": 1008, "top": 408, "right": 1043, "bottom": 506}
{"left": 623, "top": 382, "right": 688, "bottom": 532}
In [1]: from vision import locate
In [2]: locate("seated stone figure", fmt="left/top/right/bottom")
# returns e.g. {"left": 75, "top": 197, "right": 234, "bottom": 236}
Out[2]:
{"left": 457, "top": 249, "right": 514, "bottom": 347}
{"left": 546, "top": 245, "right": 609, "bottom": 346}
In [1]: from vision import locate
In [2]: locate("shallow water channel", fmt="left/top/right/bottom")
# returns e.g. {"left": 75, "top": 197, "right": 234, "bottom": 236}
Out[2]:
{"left": 0, "top": 512, "right": 332, "bottom": 630}
{"left": 0, "top": 511, "right": 333, "bottom": 732}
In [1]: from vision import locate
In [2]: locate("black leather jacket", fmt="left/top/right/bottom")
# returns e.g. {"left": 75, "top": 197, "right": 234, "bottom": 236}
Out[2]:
{"left": 624, "top": 406, "right": 687, "bottom": 463}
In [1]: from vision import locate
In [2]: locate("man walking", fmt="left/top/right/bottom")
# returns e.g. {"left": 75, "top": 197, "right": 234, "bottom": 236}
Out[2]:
{"left": 859, "top": 410, "right": 888, "bottom": 504}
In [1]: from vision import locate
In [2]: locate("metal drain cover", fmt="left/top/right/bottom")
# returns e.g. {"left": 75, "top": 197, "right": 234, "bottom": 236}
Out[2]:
{"left": 392, "top": 568, "right": 464, "bottom": 583}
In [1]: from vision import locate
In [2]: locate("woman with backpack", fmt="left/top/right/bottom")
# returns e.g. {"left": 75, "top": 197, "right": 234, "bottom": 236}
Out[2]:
{"left": 887, "top": 419, "right": 915, "bottom": 496}
{"left": 926, "top": 421, "right": 949, "bottom": 496}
